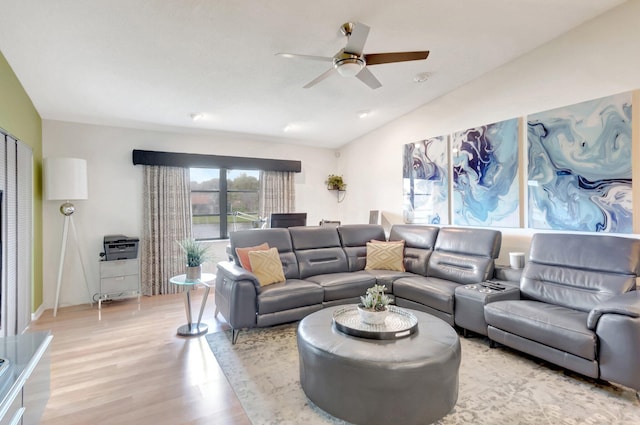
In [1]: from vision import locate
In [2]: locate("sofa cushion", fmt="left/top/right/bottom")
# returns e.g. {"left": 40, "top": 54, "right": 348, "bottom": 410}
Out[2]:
{"left": 393, "top": 276, "right": 459, "bottom": 315}
{"left": 521, "top": 233, "right": 640, "bottom": 312}
{"left": 429, "top": 252, "right": 495, "bottom": 285}
{"left": 295, "top": 247, "right": 349, "bottom": 279}
{"left": 389, "top": 225, "right": 439, "bottom": 276}
{"left": 306, "top": 271, "right": 376, "bottom": 302}
{"left": 402, "top": 247, "right": 432, "bottom": 277}
{"left": 337, "top": 224, "right": 386, "bottom": 246}
{"left": 249, "top": 248, "right": 286, "bottom": 287}
{"left": 235, "top": 242, "right": 269, "bottom": 271}
{"left": 485, "top": 300, "right": 596, "bottom": 361}
{"left": 257, "top": 279, "right": 324, "bottom": 314}
{"left": 526, "top": 233, "right": 640, "bottom": 276}
{"left": 337, "top": 224, "right": 386, "bottom": 271}
{"left": 290, "top": 226, "right": 342, "bottom": 250}
{"left": 365, "top": 241, "right": 405, "bottom": 272}
{"left": 428, "top": 227, "right": 501, "bottom": 284}
{"left": 389, "top": 225, "right": 439, "bottom": 248}
{"left": 365, "top": 269, "right": 414, "bottom": 288}
{"left": 290, "top": 227, "right": 350, "bottom": 278}
{"left": 230, "top": 228, "right": 299, "bottom": 279}
{"left": 522, "top": 263, "right": 637, "bottom": 313}
{"left": 433, "top": 227, "right": 501, "bottom": 258}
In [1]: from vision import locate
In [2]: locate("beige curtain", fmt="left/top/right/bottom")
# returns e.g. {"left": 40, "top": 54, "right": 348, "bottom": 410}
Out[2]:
{"left": 141, "top": 166, "right": 192, "bottom": 295}
{"left": 259, "top": 171, "right": 296, "bottom": 219}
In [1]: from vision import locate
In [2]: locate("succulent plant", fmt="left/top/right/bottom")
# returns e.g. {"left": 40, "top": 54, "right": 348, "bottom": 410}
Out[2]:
{"left": 360, "top": 284, "right": 391, "bottom": 311}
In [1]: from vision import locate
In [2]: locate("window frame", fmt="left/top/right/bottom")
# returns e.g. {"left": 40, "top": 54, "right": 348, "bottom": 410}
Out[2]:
{"left": 190, "top": 168, "right": 260, "bottom": 240}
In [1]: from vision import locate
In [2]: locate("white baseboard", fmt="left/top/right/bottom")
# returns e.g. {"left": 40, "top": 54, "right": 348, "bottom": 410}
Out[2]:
{"left": 31, "top": 304, "right": 46, "bottom": 321}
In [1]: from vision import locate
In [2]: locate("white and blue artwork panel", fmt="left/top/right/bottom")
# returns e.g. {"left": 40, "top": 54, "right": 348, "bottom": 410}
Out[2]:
{"left": 451, "top": 118, "right": 520, "bottom": 227}
{"left": 402, "top": 136, "right": 449, "bottom": 224}
{"left": 527, "top": 92, "right": 632, "bottom": 233}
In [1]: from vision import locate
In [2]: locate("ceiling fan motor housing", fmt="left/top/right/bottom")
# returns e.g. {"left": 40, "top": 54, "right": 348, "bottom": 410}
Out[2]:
{"left": 333, "top": 51, "right": 365, "bottom": 77}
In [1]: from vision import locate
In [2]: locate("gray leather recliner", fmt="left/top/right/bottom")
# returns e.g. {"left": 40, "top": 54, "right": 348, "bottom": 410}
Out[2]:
{"left": 484, "top": 232, "right": 640, "bottom": 391}
{"left": 393, "top": 226, "right": 501, "bottom": 325}
{"left": 216, "top": 227, "right": 324, "bottom": 342}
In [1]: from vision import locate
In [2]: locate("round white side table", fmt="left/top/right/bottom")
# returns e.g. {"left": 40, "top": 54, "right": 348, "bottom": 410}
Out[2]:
{"left": 169, "top": 273, "right": 215, "bottom": 337}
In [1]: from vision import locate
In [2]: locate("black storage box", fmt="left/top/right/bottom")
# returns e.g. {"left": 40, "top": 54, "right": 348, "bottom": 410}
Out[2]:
{"left": 103, "top": 235, "right": 139, "bottom": 261}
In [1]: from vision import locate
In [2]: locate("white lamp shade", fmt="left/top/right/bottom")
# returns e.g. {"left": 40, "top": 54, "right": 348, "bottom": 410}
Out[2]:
{"left": 44, "top": 157, "right": 88, "bottom": 201}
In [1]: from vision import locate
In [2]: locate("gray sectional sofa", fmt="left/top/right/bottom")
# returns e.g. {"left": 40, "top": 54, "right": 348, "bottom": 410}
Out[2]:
{"left": 214, "top": 223, "right": 640, "bottom": 393}
{"left": 215, "top": 224, "right": 500, "bottom": 342}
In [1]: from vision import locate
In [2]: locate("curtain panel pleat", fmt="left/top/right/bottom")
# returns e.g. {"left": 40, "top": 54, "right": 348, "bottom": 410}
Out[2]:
{"left": 259, "top": 171, "right": 295, "bottom": 219}
{"left": 141, "top": 166, "right": 192, "bottom": 295}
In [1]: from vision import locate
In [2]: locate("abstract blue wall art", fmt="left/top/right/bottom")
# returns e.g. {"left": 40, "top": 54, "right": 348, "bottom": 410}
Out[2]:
{"left": 402, "top": 136, "right": 449, "bottom": 224}
{"left": 527, "top": 92, "right": 632, "bottom": 233}
{"left": 452, "top": 118, "right": 520, "bottom": 227}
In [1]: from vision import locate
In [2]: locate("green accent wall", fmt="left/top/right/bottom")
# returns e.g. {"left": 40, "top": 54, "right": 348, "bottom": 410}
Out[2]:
{"left": 0, "top": 50, "right": 43, "bottom": 313}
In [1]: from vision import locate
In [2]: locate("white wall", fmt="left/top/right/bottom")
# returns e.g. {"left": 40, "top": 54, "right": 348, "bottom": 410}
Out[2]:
{"left": 42, "top": 121, "right": 339, "bottom": 308}
{"left": 338, "top": 1, "right": 640, "bottom": 266}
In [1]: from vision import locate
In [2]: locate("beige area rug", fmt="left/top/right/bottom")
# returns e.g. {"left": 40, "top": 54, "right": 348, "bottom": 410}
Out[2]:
{"left": 206, "top": 324, "right": 640, "bottom": 425}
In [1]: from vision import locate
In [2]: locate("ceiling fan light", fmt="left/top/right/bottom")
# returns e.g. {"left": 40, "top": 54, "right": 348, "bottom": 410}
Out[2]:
{"left": 335, "top": 58, "right": 365, "bottom": 77}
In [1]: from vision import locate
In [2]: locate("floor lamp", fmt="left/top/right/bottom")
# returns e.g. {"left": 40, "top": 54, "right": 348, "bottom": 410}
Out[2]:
{"left": 44, "top": 157, "right": 93, "bottom": 317}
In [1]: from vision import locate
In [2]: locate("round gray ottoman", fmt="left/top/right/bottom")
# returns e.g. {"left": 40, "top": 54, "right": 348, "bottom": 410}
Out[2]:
{"left": 297, "top": 306, "right": 460, "bottom": 425}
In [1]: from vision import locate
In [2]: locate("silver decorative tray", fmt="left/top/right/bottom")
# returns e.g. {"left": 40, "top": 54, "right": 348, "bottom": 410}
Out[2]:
{"left": 332, "top": 305, "right": 418, "bottom": 340}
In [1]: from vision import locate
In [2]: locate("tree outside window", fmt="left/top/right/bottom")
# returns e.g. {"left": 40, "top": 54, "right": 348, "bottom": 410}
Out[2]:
{"left": 190, "top": 168, "right": 260, "bottom": 239}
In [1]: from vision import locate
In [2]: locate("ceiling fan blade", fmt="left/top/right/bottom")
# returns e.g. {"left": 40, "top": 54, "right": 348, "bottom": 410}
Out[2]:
{"left": 276, "top": 53, "right": 333, "bottom": 62}
{"left": 355, "top": 67, "right": 382, "bottom": 90}
{"left": 303, "top": 67, "right": 336, "bottom": 88}
{"left": 344, "top": 22, "right": 370, "bottom": 56}
{"left": 364, "top": 51, "right": 430, "bottom": 66}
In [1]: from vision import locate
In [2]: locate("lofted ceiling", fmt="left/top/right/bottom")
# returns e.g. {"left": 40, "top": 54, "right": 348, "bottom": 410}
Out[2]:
{"left": 0, "top": 0, "right": 627, "bottom": 148}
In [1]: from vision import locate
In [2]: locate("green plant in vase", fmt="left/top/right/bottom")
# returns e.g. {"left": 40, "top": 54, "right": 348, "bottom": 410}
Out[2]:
{"left": 178, "top": 238, "right": 210, "bottom": 280}
{"left": 358, "top": 284, "right": 391, "bottom": 325}
{"left": 325, "top": 174, "right": 347, "bottom": 191}
{"left": 359, "top": 284, "right": 391, "bottom": 311}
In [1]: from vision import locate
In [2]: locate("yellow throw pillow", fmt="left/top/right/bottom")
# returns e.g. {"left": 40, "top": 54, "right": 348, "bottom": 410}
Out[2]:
{"left": 236, "top": 243, "right": 270, "bottom": 271}
{"left": 248, "top": 247, "right": 286, "bottom": 287}
{"left": 365, "top": 241, "right": 406, "bottom": 271}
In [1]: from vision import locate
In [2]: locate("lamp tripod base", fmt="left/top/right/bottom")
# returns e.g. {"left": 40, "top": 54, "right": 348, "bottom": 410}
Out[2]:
{"left": 177, "top": 323, "right": 208, "bottom": 337}
{"left": 53, "top": 205, "right": 93, "bottom": 317}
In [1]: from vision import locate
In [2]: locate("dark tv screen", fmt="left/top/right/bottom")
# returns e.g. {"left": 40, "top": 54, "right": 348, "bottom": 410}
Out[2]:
{"left": 270, "top": 213, "right": 307, "bottom": 228}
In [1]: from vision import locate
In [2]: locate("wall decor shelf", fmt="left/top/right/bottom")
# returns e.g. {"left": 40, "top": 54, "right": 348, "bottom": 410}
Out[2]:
{"left": 328, "top": 188, "right": 346, "bottom": 203}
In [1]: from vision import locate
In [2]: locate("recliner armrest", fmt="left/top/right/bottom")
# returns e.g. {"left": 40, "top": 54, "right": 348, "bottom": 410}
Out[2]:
{"left": 217, "top": 261, "right": 260, "bottom": 287}
{"left": 215, "top": 261, "right": 260, "bottom": 330}
{"left": 587, "top": 291, "right": 640, "bottom": 330}
{"left": 493, "top": 265, "right": 522, "bottom": 284}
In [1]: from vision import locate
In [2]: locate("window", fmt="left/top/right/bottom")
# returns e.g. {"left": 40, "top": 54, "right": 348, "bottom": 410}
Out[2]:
{"left": 190, "top": 168, "right": 260, "bottom": 239}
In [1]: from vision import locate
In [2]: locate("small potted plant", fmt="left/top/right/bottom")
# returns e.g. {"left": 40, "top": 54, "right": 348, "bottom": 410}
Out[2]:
{"left": 325, "top": 174, "right": 347, "bottom": 191}
{"left": 357, "top": 284, "right": 392, "bottom": 325}
{"left": 178, "top": 238, "right": 210, "bottom": 281}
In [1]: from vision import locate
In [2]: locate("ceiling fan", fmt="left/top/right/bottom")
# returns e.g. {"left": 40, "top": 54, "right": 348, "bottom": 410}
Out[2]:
{"left": 277, "top": 22, "right": 429, "bottom": 90}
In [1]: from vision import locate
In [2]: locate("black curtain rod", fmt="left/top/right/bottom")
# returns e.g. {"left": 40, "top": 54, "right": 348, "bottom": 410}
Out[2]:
{"left": 132, "top": 149, "right": 301, "bottom": 173}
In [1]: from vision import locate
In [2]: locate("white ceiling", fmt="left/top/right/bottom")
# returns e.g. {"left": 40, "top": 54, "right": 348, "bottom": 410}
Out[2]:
{"left": 0, "top": 0, "right": 627, "bottom": 149}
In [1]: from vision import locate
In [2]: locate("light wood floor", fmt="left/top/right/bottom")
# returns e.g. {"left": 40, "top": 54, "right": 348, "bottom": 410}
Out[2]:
{"left": 28, "top": 288, "right": 252, "bottom": 425}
